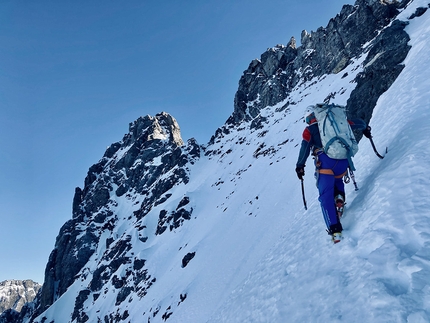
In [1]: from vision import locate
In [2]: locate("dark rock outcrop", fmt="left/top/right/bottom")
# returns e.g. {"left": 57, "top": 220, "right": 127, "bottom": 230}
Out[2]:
{"left": 347, "top": 19, "right": 411, "bottom": 124}
{"left": 223, "top": 0, "right": 410, "bottom": 136}
{"left": 181, "top": 252, "right": 196, "bottom": 268}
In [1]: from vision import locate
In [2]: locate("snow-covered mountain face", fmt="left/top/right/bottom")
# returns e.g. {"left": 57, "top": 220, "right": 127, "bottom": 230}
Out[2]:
{"left": 0, "top": 280, "right": 41, "bottom": 314}
{"left": 37, "top": 112, "right": 199, "bottom": 317}
{"left": 11, "top": 0, "right": 430, "bottom": 322}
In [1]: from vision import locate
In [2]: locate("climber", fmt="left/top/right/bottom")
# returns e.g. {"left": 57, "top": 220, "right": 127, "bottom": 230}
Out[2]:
{"left": 295, "top": 104, "right": 371, "bottom": 243}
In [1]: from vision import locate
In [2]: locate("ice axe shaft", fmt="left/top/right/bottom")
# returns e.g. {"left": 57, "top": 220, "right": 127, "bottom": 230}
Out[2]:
{"left": 301, "top": 179, "right": 308, "bottom": 210}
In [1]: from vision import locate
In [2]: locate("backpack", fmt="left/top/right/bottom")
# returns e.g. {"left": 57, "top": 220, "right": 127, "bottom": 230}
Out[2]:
{"left": 313, "top": 103, "right": 358, "bottom": 170}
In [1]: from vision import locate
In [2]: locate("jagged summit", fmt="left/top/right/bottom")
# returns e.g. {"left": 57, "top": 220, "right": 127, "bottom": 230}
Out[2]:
{"left": 37, "top": 111, "right": 200, "bottom": 321}
{"left": 126, "top": 112, "right": 184, "bottom": 148}
{"left": 72, "top": 111, "right": 192, "bottom": 219}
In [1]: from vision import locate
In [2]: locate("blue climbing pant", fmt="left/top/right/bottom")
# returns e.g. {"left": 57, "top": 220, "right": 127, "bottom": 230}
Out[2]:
{"left": 316, "top": 152, "right": 349, "bottom": 230}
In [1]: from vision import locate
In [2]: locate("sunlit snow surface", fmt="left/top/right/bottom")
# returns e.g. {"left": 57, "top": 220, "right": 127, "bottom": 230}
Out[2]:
{"left": 36, "top": 1, "right": 430, "bottom": 322}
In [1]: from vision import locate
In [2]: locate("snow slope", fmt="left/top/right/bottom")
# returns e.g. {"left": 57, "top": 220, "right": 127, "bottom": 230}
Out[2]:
{"left": 35, "top": 1, "right": 430, "bottom": 322}
{"left": 205, "top": 4, "right": 430, "bottom": 322}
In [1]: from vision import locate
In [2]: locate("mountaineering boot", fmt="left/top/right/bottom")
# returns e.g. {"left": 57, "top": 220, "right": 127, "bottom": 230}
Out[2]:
{"left": 335, "top": 194, "right": 345, "bottom": 219}
{"left": 328, "top": 223, "right": 343, "bottom": 244}
{"left": 331, "top": 232, "right": 342, "bottom": 244}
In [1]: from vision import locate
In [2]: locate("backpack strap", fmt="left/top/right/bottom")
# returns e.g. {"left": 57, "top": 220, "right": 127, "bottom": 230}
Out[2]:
{"left": 347, "top": 154, "right": 356, "bottom": 172}
{"left": 321, "top": 105, "right": 341, "bottom": 136}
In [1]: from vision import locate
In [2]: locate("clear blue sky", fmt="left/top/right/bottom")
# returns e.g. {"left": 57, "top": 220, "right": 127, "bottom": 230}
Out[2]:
{"left": 0, "top": 0, "right": 353, "bottom": 283}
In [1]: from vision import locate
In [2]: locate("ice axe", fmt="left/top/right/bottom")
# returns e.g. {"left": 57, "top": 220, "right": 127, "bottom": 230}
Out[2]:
{"left": 368, "top": 136, "right": 387, "bottom": 159}
{"left": 301, "top": 178, "right": 308, "bottom": 210}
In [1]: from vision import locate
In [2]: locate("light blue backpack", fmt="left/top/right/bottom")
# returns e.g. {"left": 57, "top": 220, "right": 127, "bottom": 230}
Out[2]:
{"left": 313, "top": 103, "right": 358, "bottom": 170}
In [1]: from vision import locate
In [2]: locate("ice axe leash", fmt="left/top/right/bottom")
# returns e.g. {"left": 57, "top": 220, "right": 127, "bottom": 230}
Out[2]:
{"left": 301, "top": 178, "right": 308, "bottom": 210}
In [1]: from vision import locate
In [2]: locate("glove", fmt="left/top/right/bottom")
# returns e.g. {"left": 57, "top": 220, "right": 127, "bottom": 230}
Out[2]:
{"left": 295, "top": 167, "right": 305, "bottom": 180}
{"left": 363, "top": 126, "right": 372, "bottom": 138}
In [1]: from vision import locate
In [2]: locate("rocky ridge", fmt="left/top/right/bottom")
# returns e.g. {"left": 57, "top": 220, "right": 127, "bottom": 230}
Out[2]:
{"left": 0, "top": 280, "right": 41, "bottom": 314}
{"left": 221, "top": 0, "right": 411, "bottom": 135}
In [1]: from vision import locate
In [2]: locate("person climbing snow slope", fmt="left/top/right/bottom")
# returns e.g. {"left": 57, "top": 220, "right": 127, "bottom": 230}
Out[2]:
{"left": 295, "top": 104, "right": 371, "bottom": 243}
